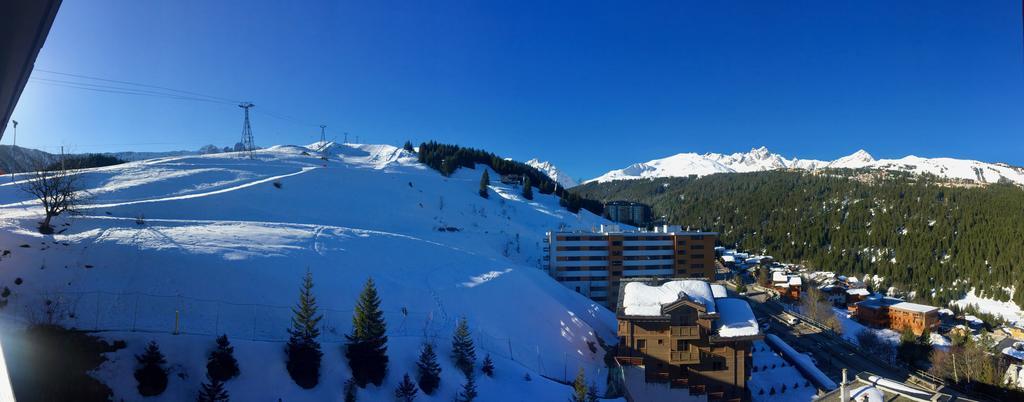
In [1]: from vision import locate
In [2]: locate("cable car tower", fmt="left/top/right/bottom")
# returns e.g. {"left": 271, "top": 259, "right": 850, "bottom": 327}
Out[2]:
{"left": 238, "top": 102, "right": 256, "bottom": 158}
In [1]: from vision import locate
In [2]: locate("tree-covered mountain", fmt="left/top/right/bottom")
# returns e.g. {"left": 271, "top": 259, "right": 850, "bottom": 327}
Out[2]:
{"left": 573, "top": 169, "right": 1024, "bottom": 308}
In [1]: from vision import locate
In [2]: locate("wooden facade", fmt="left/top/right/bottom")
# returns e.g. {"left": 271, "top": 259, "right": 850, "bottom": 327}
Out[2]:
{"left": 853, "top": 299, "right": 939, "bottom": 336}
{"left": 615, "top": 285, "right": 759, "bottom": 401}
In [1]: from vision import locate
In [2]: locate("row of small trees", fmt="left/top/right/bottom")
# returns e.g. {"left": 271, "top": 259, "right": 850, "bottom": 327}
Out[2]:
{"left": 133, "top": 271, "right": 500, "bottom": 400}
{"left": 133, "top": 334, "right": 238, "bottom": 401}
{"left": 288, "top": 271, "right": 495, "bottom": 401}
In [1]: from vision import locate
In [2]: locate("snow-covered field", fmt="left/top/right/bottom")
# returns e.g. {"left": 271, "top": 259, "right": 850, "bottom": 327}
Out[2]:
{"left": 953, "top": 288, "right": 1024, "bottom": 323}
{"left": 0, "top": 143, "right": 619, "bottom": 400}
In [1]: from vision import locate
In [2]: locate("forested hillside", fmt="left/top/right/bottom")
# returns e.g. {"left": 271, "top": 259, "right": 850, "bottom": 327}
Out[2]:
{"left": 573, "top": 170, "right": 1024, "bottom": 307}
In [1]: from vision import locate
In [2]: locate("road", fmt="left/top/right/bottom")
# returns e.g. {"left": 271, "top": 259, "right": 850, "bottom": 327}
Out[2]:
{"left": 731, "top": 284, "right": 943, "bottom": 392}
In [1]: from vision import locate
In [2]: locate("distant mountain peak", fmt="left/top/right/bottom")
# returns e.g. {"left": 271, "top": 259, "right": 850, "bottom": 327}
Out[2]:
{"left": 526, "top": 158, "right": 578, "bottom": 188}
{"left": 830, "top": 149, "right": 876, "bottom": 168}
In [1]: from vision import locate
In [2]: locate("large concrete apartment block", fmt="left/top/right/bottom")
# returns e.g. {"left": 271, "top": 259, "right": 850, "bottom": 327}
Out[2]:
{"left": 544, "top": 224, "right": 718, "bottom": 308}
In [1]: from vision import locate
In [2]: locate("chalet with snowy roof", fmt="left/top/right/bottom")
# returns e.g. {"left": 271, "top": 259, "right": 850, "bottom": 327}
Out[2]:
{"left": 852, "top": 297, "right": 939, "bottom": 336}
{"left": 614, "top": 278, "right": 761, "bottom": 401}
{"left": 771, "top": 271, "right": 802, "bottom": 301}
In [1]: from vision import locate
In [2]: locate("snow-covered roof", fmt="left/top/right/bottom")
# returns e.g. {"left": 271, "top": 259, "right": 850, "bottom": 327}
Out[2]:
{"left": 847, "top": 277, "right": 861, "bottom": 284}
{"left": 621, "top": 280, "right": 716, "bottom": 316}
{"left": 788, "top": 276, "right": 802, "bottom": 286}
{"left": 711, "top": 284, "right": 728, "bottom": 299}
{"left": 772, "top": 272, "right": 788, "bottom": 283}
{"left": 849, "top": 385, "right": 885, "bottom": 402}
{"left": 721, "top": 255, "right": 736, "bottom": 263}
{"left": 965, "top": 315, "right": 983, "bottom": 325}
{"left": 1003, "top": 344, "right": 1024, "bottom": 361}
{"left": 857, "top": 297, "right": 937, "bottom": 314}
{"left": 846, "top": 288, "right": 870, "bottom": 296}
{"left": 715, "top": 298, "right": 758, "bottom": 338}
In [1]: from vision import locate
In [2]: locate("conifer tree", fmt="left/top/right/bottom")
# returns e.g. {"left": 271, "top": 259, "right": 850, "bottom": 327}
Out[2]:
{"left": 403, "top": 141, "right": 415, "bottom": 152}
{"left": 343, "top": 378, "right": 358, "bottom": 402}
{"left": 570, "top": 368, "right": 587, "bottom": 402}
{"left": 346, "top": 277, "right": 389, "bottom": 387}
{"left": 479, "top": 171, "right": 489, "bottom": 198}
{"left": 416, "top": 343, "right": 442, "bottom": 394}
{"left": 454, "top": 374, "right": 478, "bottom": 402}
{"left": 452, "top": 317, "right": 477, "bottom": 377}
{"left": 522, "top": 177, "right": 533, "bottom": 200}
{"left": 196, "top": 374, "right": 230, "bottom": 402}
{"left": 480, "top": 354, "right": 494, "bottom": 377}
{"left": 394, "top": 373, "right": 419, "bottom": 402}
{"left": 286, "top": 269, "right": 324, "bottom": 389}
{"left": 135, "top": 340, "right": 169, "bottom": 396}
{"left": 207, "top": 334, "right": 240, "bottom": 382}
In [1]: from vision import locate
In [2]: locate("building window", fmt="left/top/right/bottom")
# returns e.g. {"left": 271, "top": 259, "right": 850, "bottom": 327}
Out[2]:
{"left": 676, "top": 340, "right": 688, "bottom": 350}
{"left": 712, "top": 361, "right": 725, "bottom": 371}
{"left": 636, "top": 339, "right": 646, "bottom": 349}
{"left": 657, "top": 339, "right": 664, "bottom": 345}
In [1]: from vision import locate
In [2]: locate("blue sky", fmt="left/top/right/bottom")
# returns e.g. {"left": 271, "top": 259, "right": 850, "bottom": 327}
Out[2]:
{"left": 9, "top": 0, "right": 1024, "bottom": 179}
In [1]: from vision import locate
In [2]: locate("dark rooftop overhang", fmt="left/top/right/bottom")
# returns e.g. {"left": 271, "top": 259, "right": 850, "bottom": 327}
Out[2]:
{"left": 0, "top": 0, "right": 62, "bottom": 139}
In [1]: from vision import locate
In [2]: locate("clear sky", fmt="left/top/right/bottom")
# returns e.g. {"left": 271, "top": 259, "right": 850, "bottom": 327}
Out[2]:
{"left": 9, "top": 0, "right": 1024, "bottom": 179}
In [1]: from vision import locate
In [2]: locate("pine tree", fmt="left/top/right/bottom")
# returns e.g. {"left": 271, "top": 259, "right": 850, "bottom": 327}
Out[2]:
{"left": 343, "top": 378, "right": 358, "bottom": 402}
{"left": 207, "top": 334, "right": 240, "bottom": 382}
{"left": 479, "top": 171, "right": 490, "bottom": 199}
{"left": 134, "top": 340, "right": 168, "bottom": 396}
{"left": 286, "top": 269, "right": 323, "bottom": 389}
{"left": 522, "top": 177, "right": 533, "bottom": 200}
{"left": 454, "top": 374, "right": 478, "bottom": 402}
{"left": 480, "top": 354, "right": 494, "bottom": 377}
{"left": 452, "top": 317, "right": 477, "bottom": 377}
{"left": 570, "top": 367, "right": 588, "bottom": 402}
{"left": 416, "top": 343, "right": 442, "bottom": 394}
{"left": 346, "top": 277, "right": 389, "bottom": 387}
{"left": 196, "top": 374, "right": 230, "bottom": 402}
{"left": 403, "top": 141, "right": 415, "bottom": 152}
{"left": 394, "top": 373, "right": 418, "bottom": 402}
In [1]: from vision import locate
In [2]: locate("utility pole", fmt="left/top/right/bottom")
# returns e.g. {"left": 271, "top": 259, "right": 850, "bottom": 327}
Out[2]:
{"left": 319, "top": 125, "right": 327, "bottom": 146}
{"left": 343, "top": 132, "right": 348, "bottom": 144}
{"left": 238, "top": 102, "right": 256, "bottom": 159}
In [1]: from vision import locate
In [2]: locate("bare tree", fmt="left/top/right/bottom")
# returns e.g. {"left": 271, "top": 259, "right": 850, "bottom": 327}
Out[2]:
{"left": 20, "top": 158, "right": 84, "bottom": 234}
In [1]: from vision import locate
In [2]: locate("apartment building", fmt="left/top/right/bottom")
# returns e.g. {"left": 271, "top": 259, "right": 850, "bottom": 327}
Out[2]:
{"left": 615, "top": 279, "right": 761, "bottom": 401}
{"left": 604, "top": 201, "right": 653, "bottom": 227}
{"left": 853, "top": 297, "right": 939, "bottom": 336}
{"left": 545, "top": 224, "right": 718, "bottom": 308}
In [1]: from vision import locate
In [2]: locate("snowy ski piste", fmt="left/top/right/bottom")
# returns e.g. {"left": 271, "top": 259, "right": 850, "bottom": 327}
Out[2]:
{"left": 0, "top": 143, "right": 621, "bottom": 401}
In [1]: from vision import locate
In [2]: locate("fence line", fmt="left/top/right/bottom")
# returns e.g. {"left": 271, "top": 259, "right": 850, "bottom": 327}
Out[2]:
{"left": 0, "top": 290, "right": 605, "bottom": 383}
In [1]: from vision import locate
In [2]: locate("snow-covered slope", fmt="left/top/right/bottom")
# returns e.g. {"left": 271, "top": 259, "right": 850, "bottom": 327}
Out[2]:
{"left": 0, "top": 143, "right": 617, "bottom": 401}
{"left": 588, "top": 146, "right": 1024, "bottom": 186}
{"left": 526, "top": 158, "right": 578, "bottom": 189}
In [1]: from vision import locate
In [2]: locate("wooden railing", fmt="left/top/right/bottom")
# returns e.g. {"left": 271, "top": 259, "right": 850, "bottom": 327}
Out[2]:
{"left": 670, "top": 325, "right": 700, "bottom": 338}
{"left": 670, "top": 349, "right": 700, "bottom": 363}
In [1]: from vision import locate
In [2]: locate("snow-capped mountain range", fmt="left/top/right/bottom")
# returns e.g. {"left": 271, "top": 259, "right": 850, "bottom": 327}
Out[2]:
{"left": 586, "top": 147, "right": 1024, "bottom": 186}
{"left": 526, "top": 158, "right": 579, "bottom": 188}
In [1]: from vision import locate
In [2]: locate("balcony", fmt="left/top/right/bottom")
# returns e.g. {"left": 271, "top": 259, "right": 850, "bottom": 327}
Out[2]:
{"left": 670, "top": 349, "right": 700, "bottom": 364}
{"left": 671, "top": 325, "right": 700, "bottom": 339}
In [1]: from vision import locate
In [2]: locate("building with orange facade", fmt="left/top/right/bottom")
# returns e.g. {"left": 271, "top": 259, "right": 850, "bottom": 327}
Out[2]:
{"left": 853, "top": 297, "right": 939, "bottom": 336}
{"left": 545, "top": 224, "right": 717, "bottom": 308}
